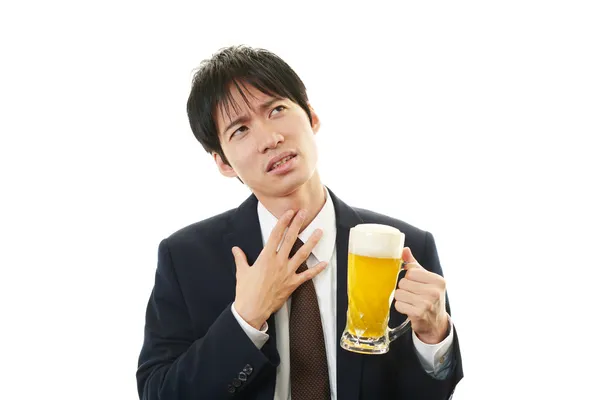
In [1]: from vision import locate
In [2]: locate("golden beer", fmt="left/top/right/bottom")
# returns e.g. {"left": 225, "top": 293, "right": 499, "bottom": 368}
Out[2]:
{"left": 347, "top": 253, "right": 401, "bottom": 338}
{"left": 341, "top": 224, "right": 409, "bottom": 354}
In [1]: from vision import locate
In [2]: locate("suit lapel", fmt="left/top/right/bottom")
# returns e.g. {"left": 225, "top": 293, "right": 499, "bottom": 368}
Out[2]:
{"left": 328, "top": 188, "right": 364, "bottom": 400}
{"left": 223, "top": 193, "right": 278, "bottom": 399}
{"left": 224, "top": 193, "right": 262, "bottom": 274}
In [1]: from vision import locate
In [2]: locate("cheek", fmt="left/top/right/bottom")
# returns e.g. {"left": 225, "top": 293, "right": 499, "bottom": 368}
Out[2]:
{"left": 228, "top": 145, "right": 257, "bottom": 175}
{"left": 277, "top": 113, "right": 308, "bottom": 132}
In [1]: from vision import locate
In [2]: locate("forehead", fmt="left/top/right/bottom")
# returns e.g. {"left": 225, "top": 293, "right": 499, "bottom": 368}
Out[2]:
{"left": 214, "top": 82, "right": 280, "bottom": 133}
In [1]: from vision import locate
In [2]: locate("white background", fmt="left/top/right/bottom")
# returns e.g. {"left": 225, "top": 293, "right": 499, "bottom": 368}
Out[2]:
{"left": 1, "top": 1, "right": 599, "bottom": 399}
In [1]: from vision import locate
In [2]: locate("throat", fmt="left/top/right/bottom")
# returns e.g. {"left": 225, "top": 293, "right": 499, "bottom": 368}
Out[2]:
{"left": 258, "top": 183, "right": 327, "bottom": 231}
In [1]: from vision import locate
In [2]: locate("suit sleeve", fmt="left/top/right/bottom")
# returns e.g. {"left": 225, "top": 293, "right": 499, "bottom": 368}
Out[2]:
{"left": 136, "top": 239, "right": 279, "bottom": 399}
{"left": 392, "top": 231, "right": 464, "bottom": 400}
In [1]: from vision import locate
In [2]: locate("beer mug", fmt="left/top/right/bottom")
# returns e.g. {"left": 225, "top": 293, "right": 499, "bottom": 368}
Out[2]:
{"left": 340, "top": 223, "right": 411, "bottom": 354}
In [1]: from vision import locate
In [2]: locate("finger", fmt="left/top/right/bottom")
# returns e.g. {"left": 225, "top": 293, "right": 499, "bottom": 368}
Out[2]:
{"left": 294, "top": 261, "right": 328, "bottom": 285}
{"left": 404, "top": 268, "right": 441, "bottom": 285}
{"left": 289, "top": 228, "right": 323, "bottom": 267}
{"left": 264, "top": 210, "right": 296, "bottom": 253}
{"left": 402, "top": 247, "right": 417, "bottom": 263}
{"left": 402, "top": 261, "right": 421, "bottom": 270}
{"left": 397, "top": 277, "right": 426, "bottom": 294}
{"left": 394, "top": 299, "right": 420, "bottom": 316}
{"left": 394, "top": 279, "right": 440, "bottom": 306}
{"left": 279, "top": 209, "right": 307, "bottom": 256}
{"left": 394, "top": 288, "right": 420, "bottom": 306}
{"left": 231, "top": 246, "right": 249, "bottom": 270}
{"left": 401, "top": 247, "right": 422, "bottom": 270}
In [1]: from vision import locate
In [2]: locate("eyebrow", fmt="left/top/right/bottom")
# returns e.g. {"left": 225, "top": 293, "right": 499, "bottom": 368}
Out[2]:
{"left": 220, "top": 97, "right": 283, "bottom": 137}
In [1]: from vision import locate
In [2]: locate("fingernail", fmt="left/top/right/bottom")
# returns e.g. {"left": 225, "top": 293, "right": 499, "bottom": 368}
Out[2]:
{"left": 298, "top": 209, "right": 306, "bottom": 218}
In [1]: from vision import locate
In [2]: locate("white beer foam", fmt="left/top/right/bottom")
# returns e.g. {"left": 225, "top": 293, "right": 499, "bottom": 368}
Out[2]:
{"left": 349, "top": 224, "right": 405, "bottom": 259}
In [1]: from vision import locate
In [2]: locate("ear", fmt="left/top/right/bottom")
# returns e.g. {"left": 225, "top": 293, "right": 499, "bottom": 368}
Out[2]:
{"left": 213, "top": 152, "right": 238, "bottom": 178}
{"left": 308, "top": 103, "right": 320, "bottom": 134}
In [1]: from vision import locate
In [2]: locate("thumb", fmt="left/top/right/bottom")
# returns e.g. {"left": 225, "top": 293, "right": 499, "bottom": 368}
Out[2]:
{"left": 231, "top": 246, "right": 249, "bottom": 270}
{"left": 401, "top": 247, "right": 421, "bottom": 270}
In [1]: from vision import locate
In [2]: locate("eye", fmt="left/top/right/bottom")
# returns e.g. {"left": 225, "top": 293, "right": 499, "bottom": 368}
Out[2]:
{"left": 230, "top": 125, "right": 248, "bottom": 139}
{"left": 270, "top": 105, "right": 286, "bottom": 116}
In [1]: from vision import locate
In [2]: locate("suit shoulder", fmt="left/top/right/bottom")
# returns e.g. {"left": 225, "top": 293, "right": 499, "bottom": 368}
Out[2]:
{"left": 165, "top": 208, "right": 235, "bottom": 248}
{"left": 353, "top": 207, "right": 428, "bottom": 240}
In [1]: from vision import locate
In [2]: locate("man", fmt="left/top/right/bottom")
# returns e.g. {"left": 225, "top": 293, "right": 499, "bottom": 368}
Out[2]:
{"left": 137, "top": 45, "right": 463, "bottom": 399}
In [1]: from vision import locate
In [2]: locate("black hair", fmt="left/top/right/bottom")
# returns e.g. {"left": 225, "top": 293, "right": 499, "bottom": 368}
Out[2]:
{"left": 186, "top": 45, "right": 313, "bottom": 166}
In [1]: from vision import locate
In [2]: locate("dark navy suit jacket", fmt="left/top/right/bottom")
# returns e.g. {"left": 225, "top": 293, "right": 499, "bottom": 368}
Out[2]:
{"left": 136, "top": 188, "right": 463, "bottom": 399}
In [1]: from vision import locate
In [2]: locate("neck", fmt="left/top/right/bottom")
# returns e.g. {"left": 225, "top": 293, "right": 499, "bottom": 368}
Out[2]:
{"left": 256, "top": 171, "right": 326, "bottom": 232}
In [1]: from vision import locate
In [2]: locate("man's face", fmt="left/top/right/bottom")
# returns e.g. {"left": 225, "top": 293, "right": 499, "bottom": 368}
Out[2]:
{"left": 213, "top": 83, "right": 320, "bottom": 198}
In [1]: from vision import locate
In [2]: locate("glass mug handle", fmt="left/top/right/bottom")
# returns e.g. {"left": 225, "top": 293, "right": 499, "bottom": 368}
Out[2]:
{"left": 388, "top": 260, "right": 412, "bottom": 342}
{"left": 388, "top": 316, "right": 412, "bottom": 342}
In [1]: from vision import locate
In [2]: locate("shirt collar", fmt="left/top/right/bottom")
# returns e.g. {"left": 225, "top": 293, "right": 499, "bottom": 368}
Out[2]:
{"left": 256, "top": 187, "right": 337, "bottom": 263}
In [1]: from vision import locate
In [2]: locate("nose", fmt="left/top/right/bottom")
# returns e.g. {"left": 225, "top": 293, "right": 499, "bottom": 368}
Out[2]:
{"left": 257, "top": 129, "right": 284, "bottom": 153}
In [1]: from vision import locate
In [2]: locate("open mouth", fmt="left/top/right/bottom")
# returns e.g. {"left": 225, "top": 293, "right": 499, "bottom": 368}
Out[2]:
{"left": 268, "top": 154, "right": 296, "bottom": 172}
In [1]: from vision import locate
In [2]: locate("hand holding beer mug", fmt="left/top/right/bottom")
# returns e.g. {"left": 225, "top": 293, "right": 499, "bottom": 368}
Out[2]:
{"left": 340, "top": 224, "right": 411, "bottom": 354}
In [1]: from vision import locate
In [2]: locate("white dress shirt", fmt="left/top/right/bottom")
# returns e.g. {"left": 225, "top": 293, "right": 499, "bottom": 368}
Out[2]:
{"left": 232, "top": 187, "right": 454, "bottom": 399}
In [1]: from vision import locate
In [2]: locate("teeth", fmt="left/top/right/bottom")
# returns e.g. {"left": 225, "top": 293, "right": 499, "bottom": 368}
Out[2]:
{"left": 271, "top": 156, "right": 293, "bottom": 170}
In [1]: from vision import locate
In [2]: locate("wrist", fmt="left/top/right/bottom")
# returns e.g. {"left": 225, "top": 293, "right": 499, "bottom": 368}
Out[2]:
{"left": 416, "top": 314, "right": 450, "bottom": 344}
{"left": 233, "top": 301, "right": 268, "bottom": 330}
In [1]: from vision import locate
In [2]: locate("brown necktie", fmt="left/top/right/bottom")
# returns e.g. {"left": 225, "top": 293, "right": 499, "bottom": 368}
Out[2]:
{"left": 289, "top": 238, "right": 331, "bottom": 400}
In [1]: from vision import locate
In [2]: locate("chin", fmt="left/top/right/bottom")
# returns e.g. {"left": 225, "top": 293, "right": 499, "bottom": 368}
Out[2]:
{"left": 258, "top": 176, "right": 303, "bottom": 197}
{"left": 282, "top": 173, "right": 316, "bottom": 195}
